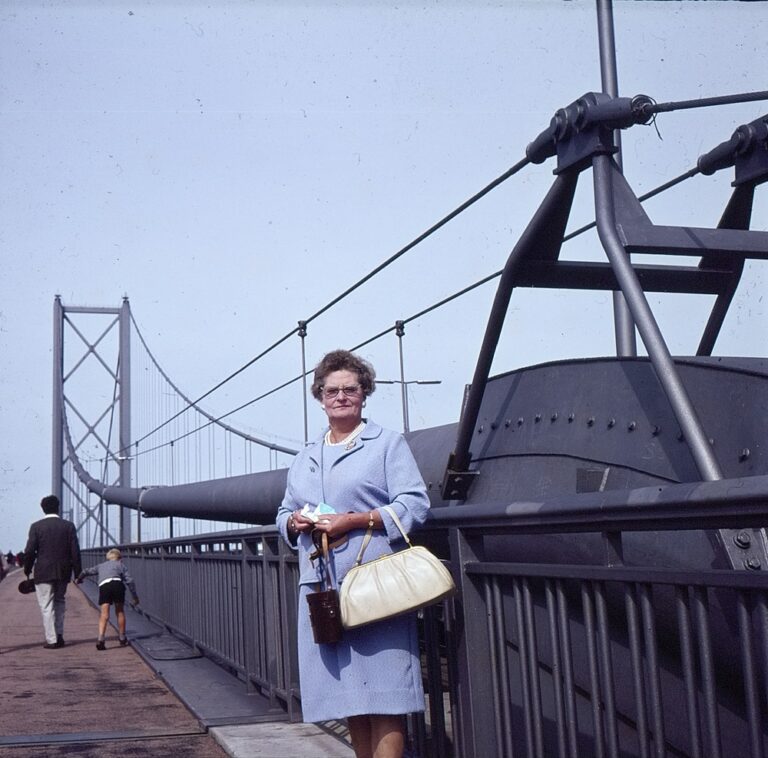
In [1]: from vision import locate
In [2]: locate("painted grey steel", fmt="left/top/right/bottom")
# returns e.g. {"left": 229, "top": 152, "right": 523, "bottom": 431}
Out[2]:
{"left": 618, "top": 223, "right": 768, "bottom": 259}
{"left": 119, "top": 297, "right": 132, "bottom": 542}
{"left": 443, "top": 116, "right": 768, "bottom": 499}
{"left": 697, "top": 184, "right": 753, "bottom": 356}
{"left": 396, "top": 321, "right": 409, "bottom": 433}
{"left": 55, "top": 300, "right": 125, "bottom": 545}
{"left": 593, "top": 154, "right": 722, "bottom": 484}
{"left": 298, "top": 320, "right": 309, "bottom": 445}
{"left": 81, "top": 488, "right": 768, "bottom": 758}
{"left": 596, "top": 0, "right": 636, "bottom": 358}
{"left": 52, "top": 296, "right": 64, "bottom": 508}
{"left": 62, "top": 351, "right": 768, "bottom": 578}
{"left": 442, "top": 170, "right": 579, "bottom": 497}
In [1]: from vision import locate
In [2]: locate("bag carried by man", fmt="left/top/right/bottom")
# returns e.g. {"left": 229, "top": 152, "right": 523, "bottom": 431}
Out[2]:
{"left": 340, "top": 505, "right": 456, "bottom": 629}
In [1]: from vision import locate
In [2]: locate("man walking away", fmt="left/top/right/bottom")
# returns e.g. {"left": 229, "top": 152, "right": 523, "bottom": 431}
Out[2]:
{"left": 23, "top": 495, "right": 82, "bottom": 649}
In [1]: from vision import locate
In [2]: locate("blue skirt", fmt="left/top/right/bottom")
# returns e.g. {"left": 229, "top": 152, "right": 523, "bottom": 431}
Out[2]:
{"left": 298, "top": 584, "right": 426, "bottom": 723}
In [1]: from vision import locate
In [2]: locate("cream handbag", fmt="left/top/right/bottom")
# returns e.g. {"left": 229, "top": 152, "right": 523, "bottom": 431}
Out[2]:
{"left": 339, "top": 506, "right": 456, "bottom": 629}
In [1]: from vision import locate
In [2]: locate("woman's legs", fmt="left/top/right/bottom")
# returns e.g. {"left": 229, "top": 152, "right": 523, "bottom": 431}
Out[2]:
{"left": 347, "top": 715, "right": 373, "bottom": 758}
{"left": 347, "top": 714, "right": 404, "bottom": 758}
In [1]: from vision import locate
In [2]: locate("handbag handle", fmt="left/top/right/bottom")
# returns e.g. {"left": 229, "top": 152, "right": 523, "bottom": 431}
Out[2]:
{"left": 353, "top": 505, "right": 411, "bottom": 567}
{"left": 319, "top": 531, "right": 336, "bottom": 590}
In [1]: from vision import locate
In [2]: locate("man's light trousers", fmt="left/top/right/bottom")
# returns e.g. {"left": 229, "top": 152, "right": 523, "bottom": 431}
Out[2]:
{"left": 34, "top": 580, "right": 68, "bottom": 644}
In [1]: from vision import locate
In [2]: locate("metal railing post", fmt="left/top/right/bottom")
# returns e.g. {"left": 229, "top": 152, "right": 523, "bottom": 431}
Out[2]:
{"left": 449, "top": 527, "right": 498, "bottom": 757}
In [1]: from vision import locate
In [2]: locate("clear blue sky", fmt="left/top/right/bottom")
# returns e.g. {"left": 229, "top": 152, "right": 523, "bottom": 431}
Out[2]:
{"left": 1, "top": 1, "right": 766, "bottom": 550}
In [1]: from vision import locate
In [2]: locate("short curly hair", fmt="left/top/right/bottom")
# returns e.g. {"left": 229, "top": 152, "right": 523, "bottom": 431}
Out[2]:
{"left": 311, "top": 349, "right": 376, "bottom": 401}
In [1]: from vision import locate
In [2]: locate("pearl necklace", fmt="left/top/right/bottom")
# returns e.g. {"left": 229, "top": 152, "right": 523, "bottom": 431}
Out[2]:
{"left": 325, "top": 421, "right": 366, "bottom": 449}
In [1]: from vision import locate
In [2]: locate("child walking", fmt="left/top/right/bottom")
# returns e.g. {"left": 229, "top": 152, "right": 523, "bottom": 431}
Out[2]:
{"left": 77, "top": 548, "right": 139, "bottom": 650}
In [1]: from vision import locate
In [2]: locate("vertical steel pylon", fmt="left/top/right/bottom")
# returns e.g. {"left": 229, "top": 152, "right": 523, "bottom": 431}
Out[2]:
{"left": 52, "top": 296, "right": 133, "bottom": 547}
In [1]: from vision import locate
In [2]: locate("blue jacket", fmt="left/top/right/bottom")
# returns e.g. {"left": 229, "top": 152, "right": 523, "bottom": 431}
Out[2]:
{"left": 276, "top": 419, "right": 430, "bottom": 587}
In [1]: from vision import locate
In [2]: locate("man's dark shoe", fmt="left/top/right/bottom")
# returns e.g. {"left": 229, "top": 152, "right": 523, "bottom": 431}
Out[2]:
{"left": 119, "top": 638, "right": 129, "bottom": 647}
{"left": 96, "top": 640, "right": 106, "bottom": 651}
{"left": 43, "top": 642, "right": 60, "bottom": 649}
{"left": 56, "top": 635, "right": 65, "bottom": 647}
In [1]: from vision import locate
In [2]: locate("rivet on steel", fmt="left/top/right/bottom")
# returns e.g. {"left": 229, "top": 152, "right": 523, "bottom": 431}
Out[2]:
{"left": 745, "top": 557, "right": 761, "bottom": 571}
{"left": 734, "top": 531, "right": 751, "bottom": 548}
{"left": 651, "top": 425, "right": 661, "bottom": 436}
{"left": 627, "top": 421, "right": 636, "bottom": 432}
{"left": 739, "top": 448, "right": 750, "bottom": 461}
{"left": 587, "top": 417, "right": 595, "bottom": 427}
{"left": 535, "top": 414, "right": 542, "bottom": 423}
{"left": 517, "top": 417, "right": 524, "bottom": 426}
{"left": 607, "top": 418, "right": 615, "bottom": 428}
{"left": 551, "top": 412, "right": 558, "bottom": 422}
{"left": 568, "top": 413, "right": 575, "bottom": 423}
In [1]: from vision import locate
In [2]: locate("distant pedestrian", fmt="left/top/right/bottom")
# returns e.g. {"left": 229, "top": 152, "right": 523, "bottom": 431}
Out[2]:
{"left": 0, "top": 551, "right": 8, "bottom": 581}
{"left": 77, "top": 548, "right": 139, "bottom": 650}
{"left": 23, "top": 495, "right": 82, "bottom": 649}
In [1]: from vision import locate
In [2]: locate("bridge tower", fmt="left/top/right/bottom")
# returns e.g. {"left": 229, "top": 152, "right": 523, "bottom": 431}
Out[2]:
{"left": 52, "top": 296, "right": 132, "bottom": 546}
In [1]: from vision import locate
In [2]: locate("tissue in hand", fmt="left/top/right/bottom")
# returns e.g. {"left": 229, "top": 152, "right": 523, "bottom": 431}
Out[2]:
{"left": 300, "top": 502, "right": 336, "bottom": 522}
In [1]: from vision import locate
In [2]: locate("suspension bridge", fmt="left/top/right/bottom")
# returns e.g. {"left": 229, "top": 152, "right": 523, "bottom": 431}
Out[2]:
{"left": 4, "top": 1, "right": 768, "bottom": 755}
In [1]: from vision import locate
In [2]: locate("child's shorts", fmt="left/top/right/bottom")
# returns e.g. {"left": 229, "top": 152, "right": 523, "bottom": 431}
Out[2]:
{"left": 98, "top": 580, "right": 126, "bottom": 605}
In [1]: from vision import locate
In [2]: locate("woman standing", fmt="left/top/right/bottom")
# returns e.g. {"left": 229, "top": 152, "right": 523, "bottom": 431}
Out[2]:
{"left": 277, "top": 349, "right": 430, "bottom": 758}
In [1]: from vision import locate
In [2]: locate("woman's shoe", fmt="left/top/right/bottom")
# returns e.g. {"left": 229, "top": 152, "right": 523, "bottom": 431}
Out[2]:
{"left": 96, "top": 640, "right": 106, "bottom": 651}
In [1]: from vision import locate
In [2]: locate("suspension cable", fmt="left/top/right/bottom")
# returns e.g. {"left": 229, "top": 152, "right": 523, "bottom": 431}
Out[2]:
{"left": 132, "top": 156, "right": 711, "bottom": 459}
{"left": 350, "top": 270, "right": 502, "bottom": 352}
{"left": 132, "top": 373, "right": 307, "bottom": 459}
{"left": 128, "top": 157, "right": 531, "bottom": 450}
{"left": 642, "top": 89, "right": 768, "bottom": 117}
{"left": 125, "top": 115, "right": 735, "bottom": 462}
{"left": 129, "top": 312, "right": 298, "bottom": 452}
{"left": 302, "top": 157, "right": 531, "bottom": 325}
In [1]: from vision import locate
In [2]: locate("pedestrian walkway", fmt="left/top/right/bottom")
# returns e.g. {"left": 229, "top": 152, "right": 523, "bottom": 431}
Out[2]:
{"left": 0, "top": 569, "right": 353, "bottom": 757}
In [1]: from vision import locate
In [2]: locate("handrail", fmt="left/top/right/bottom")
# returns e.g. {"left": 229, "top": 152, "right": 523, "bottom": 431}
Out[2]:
{"left": 428, "top": 474, "right": 768, "bottom": 533}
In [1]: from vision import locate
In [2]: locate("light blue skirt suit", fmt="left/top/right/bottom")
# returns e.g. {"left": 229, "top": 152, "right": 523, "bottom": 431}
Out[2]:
{"left": 276, "top": 419, "right": 430, "bottom": 723}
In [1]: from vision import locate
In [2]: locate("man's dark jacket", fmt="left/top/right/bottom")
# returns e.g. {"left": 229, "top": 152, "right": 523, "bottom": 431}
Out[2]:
{"left": 23, "top": 516, "right": 82, "bottom": 582}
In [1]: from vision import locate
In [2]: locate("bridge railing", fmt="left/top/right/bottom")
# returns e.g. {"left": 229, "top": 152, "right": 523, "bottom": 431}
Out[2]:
{"left": 81, "top": 480, "right": 768, "bottom": 758}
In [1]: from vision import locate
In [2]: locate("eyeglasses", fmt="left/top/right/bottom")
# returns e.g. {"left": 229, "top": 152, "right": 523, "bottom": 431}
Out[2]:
{"left": 321, "top": 384, "right": 361, "bottom": 399}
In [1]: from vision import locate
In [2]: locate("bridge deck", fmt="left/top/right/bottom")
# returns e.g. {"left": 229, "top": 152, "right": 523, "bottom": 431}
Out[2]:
{"left": 0, "top": 569, "right": 352, "bottom": 757}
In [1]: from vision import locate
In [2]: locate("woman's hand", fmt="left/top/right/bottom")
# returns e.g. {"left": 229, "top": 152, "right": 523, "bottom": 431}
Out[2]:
{"left": 310, "top": 513, "right": 348, "bottom": 540}
{"left": 289, "top": 512, "right": 315, "bottom": 536}
{"left": 310, "top": 511, "right": 376, "bottom": 540}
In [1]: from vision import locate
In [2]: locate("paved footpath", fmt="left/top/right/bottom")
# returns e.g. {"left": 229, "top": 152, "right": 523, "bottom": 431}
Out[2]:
{"left": 0, "top": 569, "right": 352, "bottom": 757}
